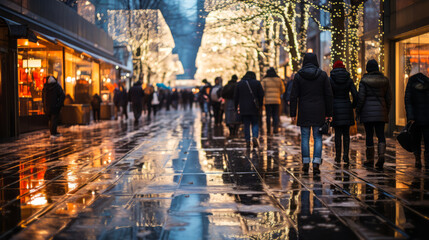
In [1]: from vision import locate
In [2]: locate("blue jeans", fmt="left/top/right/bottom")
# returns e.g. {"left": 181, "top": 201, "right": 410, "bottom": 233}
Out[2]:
{"left": 242, "top": 115, "right": 259, "bottom": 141}
{"left": 301, "top": 126, "right": 323, "bottom": 164}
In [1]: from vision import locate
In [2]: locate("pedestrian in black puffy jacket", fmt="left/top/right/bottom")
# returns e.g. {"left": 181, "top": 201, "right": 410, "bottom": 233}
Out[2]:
{"left": 290, "top": 53, "right": 333, "bottom": 174}
{"left": 234, "top": 71, "right": 264, "bottom": 148}
{"left": 128, "top": 81, "right": 145, "bottom": 123}
{"left": 42, "top": 76, "right": 65, "bottom": 138}
{"left": 330, "top": 60, "right": 358, "bottom": 164}
{"left": 405, "top": 73, "right": 429, "bottom": 168}
{"left": 356, "top": 59, "right": 392, "bottom": 169}
{"left": 90, "top": 93, "right": 102, "bottom": 122}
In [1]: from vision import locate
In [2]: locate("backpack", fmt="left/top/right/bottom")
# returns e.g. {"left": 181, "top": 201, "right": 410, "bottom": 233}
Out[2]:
{"left": 210, "top": 86, "right": 221, "bottom": 102}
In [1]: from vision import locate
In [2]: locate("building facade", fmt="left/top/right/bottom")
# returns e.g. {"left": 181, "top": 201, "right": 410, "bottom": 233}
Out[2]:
{"left": 0, "top": 0, "right": 131, "bottom": 140}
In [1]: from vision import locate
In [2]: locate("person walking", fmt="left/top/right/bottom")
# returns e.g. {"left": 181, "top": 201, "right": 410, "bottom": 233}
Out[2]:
{"left": 330, "top": 60, "right": 358, "bottom": 164}
{"left": 222, "top": 75, "right": 239, "bottom": 137}
{"left": 261, "top": 67, "right": 285, "bottom": 135}
{"left": 128, "top": 81, "right": 145, "bottom": 123}
{"left": 290, "top": 53, "right": 333, "bottom": 174}
{"left": 283, "top": 73, "right": 295, "bottom": 117}
{"left": 42, "top": 76, "right": 65, "bottom": 138}
{"left": 91, "top": 93, "right": 102, "bottom": 122}
{"left": 405, "top": 73, "right": 429, "bottom": 168}
{"left": 234, "top": 71, "right": 264, "bottom": 148}
{"left": 144, "top": 85, "right": 154, "bottom": 120}
{"left": 198, "top": 79, "right": 211, "bottom": 117}
{"left": 151, "top": 89, "right": 160, "bottom": 118}
{"left": 211, "top": 77, "right": 223, "bottom": 125}
{"left": 118, "top": 85, "right": 128, "bottom": 120}
{"left": 113, "top": 86, "right": 121, "bottom": 120}
{"left": 356, "top": 59, "right": 391, "bottom": 169}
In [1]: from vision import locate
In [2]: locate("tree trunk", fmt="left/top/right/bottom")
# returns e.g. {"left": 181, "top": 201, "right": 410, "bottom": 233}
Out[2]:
{"left": 331, "top": 0, "right": 346, "bottom": 63}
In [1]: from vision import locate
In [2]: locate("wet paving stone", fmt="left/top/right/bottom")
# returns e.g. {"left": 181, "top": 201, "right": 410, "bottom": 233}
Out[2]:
{"left": 2, "top": 110, "right": 429, "bottom": 239}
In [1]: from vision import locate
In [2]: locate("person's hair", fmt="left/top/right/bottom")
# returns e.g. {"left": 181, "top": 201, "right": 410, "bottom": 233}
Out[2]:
{"left": 243, "top": 71, "right": 257, "bottom": 80}
{"left": 231, "top": 75, "right": 238, "bottom": 81}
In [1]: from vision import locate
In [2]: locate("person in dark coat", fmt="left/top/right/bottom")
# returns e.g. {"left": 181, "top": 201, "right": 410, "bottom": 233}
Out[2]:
{"left": 234, "top": 71, "right": 264, "bottom": 148}
{"left": 118, "top": 85, "right": 128, "bottom": 120}
{"left": 113, "top": 87, "right": 121, "bottom": 120}
{"left": 128, "top": 81, "right": 145, "bottom": 123}
{"left": 91, "top": 93, "right": 102, "bottom": 122}
{"left": 210, "top": 77, "right": 223, "bottom": 125}
{"left": 42, "top": 76, "right": 65, "bottom": 137}
{"left": 290, "top": 53, "right": 333, "bottom": 174}
{"left": 405, "top": 73, "right": 429, "bottom": 168}
{"left": 356, "top": 59, "right": 392, "bottom": 169}
{"left": 330, "top": 60, "right": 358, "bottom": 164}
{"left": 222, "top": 75, "right": 239, "bottom": 137}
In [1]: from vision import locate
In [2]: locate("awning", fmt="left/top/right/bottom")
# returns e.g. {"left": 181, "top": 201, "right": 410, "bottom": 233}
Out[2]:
{"left": 35, "top": 31, "right": 132, "bottom": 72}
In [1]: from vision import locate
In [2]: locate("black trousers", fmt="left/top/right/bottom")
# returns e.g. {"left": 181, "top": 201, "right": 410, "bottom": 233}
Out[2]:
{"left": 133, "top": 105, "right": 142, "bottom": 121}
{"left": 412, "top": 125, "right": 429, "bottom": 156}
{"left": 334, "top": 126, "right": 350, "bottom": 155}
{"left": 364, "top": 122, "right": 386, "bottom": 147}
{"left": 48, "top": 113, "right": 59, "bottom": 135}
{"left": 265, "top": 104, "right": 280, "bottom": 133}
{"left": 121, "top": 105, "right": 128, "bottom": 119}
{"left": 93, "top": 109, "right": 100, "bottom": 122}
{"left": 212, "top": 102, "right": 222, "bottom": 124}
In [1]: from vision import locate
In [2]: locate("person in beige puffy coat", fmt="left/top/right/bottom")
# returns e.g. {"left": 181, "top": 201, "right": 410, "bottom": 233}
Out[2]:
{"left": 261, "top": 68, "right": 285, "bottom": 134}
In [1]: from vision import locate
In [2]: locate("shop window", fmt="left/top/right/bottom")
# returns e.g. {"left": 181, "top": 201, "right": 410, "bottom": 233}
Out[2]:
{"left": 17, "top": 39, "right": 63, "bottom": 116}
{"left": 100, "top": 62, "right": 118, "bottom": 102}
{"left": 64, "top": 51, "right": 99, "bottom": 104}
{"left": 395, "top": 32, "right": 429, "bottom": 126}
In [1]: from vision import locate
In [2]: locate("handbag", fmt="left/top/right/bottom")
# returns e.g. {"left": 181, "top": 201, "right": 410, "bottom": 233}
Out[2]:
{"left": 397, "top": 121, "right": 415, "bottom": 152}
{"left": 318, "top": 120, "right": 331, "bottom": 135}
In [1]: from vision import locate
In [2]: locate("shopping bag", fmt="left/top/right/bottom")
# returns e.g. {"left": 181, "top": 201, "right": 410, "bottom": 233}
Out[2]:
{"left": 318, "top": 120, "right": 331, "bottom": 135}
{"left": 396, "top": 121, "right": 414, "bottom": 152}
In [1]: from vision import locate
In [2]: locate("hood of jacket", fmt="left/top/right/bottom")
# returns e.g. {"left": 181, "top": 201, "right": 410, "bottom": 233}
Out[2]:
{"left": 133, "top": 81, "right": 142, "bottom": 87}
{"left": 298, "top": 53, "right": 322, "bottom": 80}
{"left": 44, "top": 82, "right": 58, "bottom": 91}
{"left": 330, "top": 68, "right": 350, "bottom": 84}
{"left": 410, "top": 73, "right": 429, "bottom": 90}
{"left": 361, "top": 71, "right": 388, "bottom": 88}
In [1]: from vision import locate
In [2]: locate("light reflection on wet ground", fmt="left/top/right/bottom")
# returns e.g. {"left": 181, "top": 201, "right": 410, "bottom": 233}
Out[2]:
{"left": 2, "top": 109, "right": 429, "bottom": 239}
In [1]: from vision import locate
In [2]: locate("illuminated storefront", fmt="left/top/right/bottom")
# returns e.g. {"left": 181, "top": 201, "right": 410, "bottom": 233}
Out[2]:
{"left": 395, "top": 33, "right": 429, "bottom": 126}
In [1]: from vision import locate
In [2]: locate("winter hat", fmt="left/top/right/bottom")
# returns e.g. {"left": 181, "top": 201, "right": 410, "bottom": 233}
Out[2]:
{"left": 366, "top": 59, "right": 379, "bottom": 73}
{"left": 266, "top": 67, "right": 279, "bottom": 77}
{"left": 48, "top": 76, "right": 56, "bottom": 83}
{"left": 231, "top": 75, "right": 238, "bottom": 82}
{"left": 333, "top": 60, "right": 345, "bottom": 69}
{"left": 243, "top": 71, "right": 256, "bottom": 80}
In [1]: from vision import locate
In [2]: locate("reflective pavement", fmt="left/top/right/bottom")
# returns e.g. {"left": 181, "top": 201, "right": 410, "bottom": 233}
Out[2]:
{"left": 2, "top": 109, "right": 429, "bottom": 239}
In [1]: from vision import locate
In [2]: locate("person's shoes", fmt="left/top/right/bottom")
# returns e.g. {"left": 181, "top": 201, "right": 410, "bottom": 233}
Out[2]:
{"left": 252, "top": 137, "right": 259, "bottom": 148}
{"left": 313, "top": 163, "right": 321, "bottom": 174}
{"left": 273, "top": 127, "right": 279, "bottom": 134}
{"left": 302, "top": 163, "right": 309, "bottom": 173}
{"left": 415, "top": 154, "right": 422, "bottom": 168}
{"left": 246, "top": 141, "right": 251, "bottom": 148}
{"left": 375, "top": 142, "right": 386, "bottom": 170}
{"left": 364, "top": 146, "right": 375, "bottom": 166}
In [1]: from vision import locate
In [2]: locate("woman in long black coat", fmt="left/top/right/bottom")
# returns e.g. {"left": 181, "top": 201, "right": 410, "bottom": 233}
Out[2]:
{"left": 405, "top": 73, "right": 429, "bottom": 168}
{"left": 356, "top": 59, "right": 392, "bottom": 169}
{"left": 330, "top": 60, "right": 358, "bottom": 164}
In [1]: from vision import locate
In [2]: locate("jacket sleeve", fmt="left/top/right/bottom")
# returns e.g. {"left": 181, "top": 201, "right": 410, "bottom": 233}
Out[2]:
{"left": 350, "top": 80, "right": 358, "bottom": 108}
{"left": 290, "top": 78, "right": 299, "bottom": 118}
{"left": 280, "top": 79, "right": 285, "bottom": 95}
{"left": 257, "top": 82, "right": 264, "bottom": 108}
{"left": 234, "top": 84, "right": 239, "bottom": 111}
{"left": 356, "top": 82, "right": 366, "bottom": 117}
{"left": 385, "top": 79, "right": 392, "bottom": 115}
{"left": 323, "top": 74, "right": 334, "bottom": 117}
{"left": 404, "top": 79, "right": 414, "bottom": 120}
{"left": 57, "top": 84, "right": 65, "bottom": 108}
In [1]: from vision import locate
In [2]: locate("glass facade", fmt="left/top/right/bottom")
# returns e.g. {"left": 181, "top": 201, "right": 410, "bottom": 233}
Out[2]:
{"left": 64, "top": 51, "right": 100, "bottom": 104}
{"left": 17, "top": 39, "right": 63, "bottom": 116}
{"left": 17, "top": 37, "right": 119, "bottom": 117}
{"left": 395, "top": 32, "right": 429, "bottom": 126}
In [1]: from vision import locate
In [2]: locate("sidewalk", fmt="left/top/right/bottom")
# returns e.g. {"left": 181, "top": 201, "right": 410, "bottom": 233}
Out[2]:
{"left": 2, "top": 109, "right": 429, "bottom": 239}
